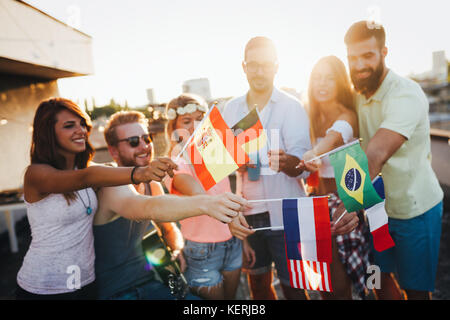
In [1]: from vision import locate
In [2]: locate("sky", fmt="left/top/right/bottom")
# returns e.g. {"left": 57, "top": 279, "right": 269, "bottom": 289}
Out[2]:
{"left": 24, "top": 0, "right": 450, "bottom": 108}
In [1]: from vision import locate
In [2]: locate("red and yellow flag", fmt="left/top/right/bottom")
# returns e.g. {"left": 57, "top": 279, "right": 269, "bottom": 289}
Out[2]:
{"left": 187, "top": 106, "right": 248, "bottom": 190}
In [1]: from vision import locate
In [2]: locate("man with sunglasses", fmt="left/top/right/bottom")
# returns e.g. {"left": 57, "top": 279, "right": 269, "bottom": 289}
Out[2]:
{"left": 92, "top": 110, "right": 249, "bottom": 300}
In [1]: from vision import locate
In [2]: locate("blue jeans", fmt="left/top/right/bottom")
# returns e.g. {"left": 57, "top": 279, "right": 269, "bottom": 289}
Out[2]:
{"left": 108, "top": 279, "right": 201, "bottom": 300}
{"left": 372, "top": 200, "right": 443, "bottom": 292}
{"left": 183, "top": 237, "right": 242, "bottom": 288}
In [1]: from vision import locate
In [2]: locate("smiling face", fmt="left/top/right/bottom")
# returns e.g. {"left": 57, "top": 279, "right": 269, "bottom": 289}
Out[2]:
{"left": 311, "top": 62, "right": 338, "bottom": 104}
{"left": 54, "top": 109, "right": 88, "bottom": 158}
{"left": 346, "top": 36, "right": 387, "bottom": 96}
{"left": 110, "top": 122, "right": 153, "bottom": 167}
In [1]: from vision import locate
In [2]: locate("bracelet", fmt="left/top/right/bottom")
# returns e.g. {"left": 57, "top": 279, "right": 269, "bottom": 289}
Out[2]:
{"left": 131, "top": 166, "right": 139, "bottom": 185}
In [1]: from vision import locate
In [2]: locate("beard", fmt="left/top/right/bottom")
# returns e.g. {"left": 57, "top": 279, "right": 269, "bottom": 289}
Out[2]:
{"left": 118, "top": 151, "right": 151, "bottom": 167}
{"left": 350, "top": 61, "right": 384, "bottom": 95}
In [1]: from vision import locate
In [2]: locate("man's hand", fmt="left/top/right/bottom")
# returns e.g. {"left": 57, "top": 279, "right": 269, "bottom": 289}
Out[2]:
{"left": 135, "top": 157, "right": 178, "bottom": 183}
{"left": 330, "top": 202, "right": 359, "bottom": 235}
{"left": 268, "top": 149, "right": 304, "bottom": 177}
{"left": 228, "top": 212, "right": 255, "bottom": 240}
{"left": 201, "top": 193, "right": 251, "bottom": 224}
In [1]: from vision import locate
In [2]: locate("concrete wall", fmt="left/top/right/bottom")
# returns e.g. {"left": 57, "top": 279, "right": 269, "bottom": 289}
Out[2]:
{"left": 0, "top": 0, "right": 93, "bottom": 77}
{"left": 0, "top": 74, "right": 59, "bottom": 191}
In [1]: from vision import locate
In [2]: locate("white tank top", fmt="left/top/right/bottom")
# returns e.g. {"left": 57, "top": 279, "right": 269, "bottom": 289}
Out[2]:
{"left": 317, "top": 120, "right": 355, "bottom": 178}
{"left": 17, "top": 188, "right": 98, "bottom": 294}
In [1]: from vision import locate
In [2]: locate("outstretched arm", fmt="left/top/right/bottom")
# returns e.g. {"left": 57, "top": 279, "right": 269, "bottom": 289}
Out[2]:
{"left": 100, "top": 184, "right": 248, "bottom": 224}
{"left": 24, "top": 158, "right": 178, "bottom": 198}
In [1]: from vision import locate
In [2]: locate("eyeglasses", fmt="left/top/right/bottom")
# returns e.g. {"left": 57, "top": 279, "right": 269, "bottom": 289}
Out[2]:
{"left": 244, "top": 61, "right": 277, "bottom": 73}
{"left": 117, "top": 134, "right": 152, "bottom": 148}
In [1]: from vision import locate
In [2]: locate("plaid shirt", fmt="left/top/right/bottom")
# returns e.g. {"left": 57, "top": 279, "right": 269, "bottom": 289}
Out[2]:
{"left": 329, "top": 192, "right": 373, "bottom": 299}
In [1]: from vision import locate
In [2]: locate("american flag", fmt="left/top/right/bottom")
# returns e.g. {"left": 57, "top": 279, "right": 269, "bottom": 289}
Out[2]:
{"left": 283, "top": 197, "right": 333, "bottom": 292}
{"left": 287, "top": 259, "right": 332, "bottom": 292}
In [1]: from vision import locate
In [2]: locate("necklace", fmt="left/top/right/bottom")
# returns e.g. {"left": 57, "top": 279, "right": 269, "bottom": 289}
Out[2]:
{"left": 77, "top": 189, "right": 92, "bottom": 215}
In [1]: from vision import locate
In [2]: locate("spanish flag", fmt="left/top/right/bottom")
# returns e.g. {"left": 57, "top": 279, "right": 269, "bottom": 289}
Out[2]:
{"left": 187, "top": 106, "right": 248, "bottom": 190}
{"left": 328, "top": 141, "right": 383, "bottom": 212}
{"left": 231, "top": 108, "right": 268, "bottom": 162}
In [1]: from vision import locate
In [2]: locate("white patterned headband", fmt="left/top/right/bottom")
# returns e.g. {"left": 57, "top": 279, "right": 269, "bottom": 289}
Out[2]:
{"left": 166, "top": 103, "right": 208, "bottom": 120}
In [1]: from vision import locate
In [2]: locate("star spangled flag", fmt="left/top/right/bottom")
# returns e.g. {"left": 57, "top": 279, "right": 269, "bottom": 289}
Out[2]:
{"left": 187, "top": 106, "right": 248, "bottom": 190}
{"left": 366, "top": 176, "right": 395, "bottom": 252}
{"left": 282, "top": 197, "right": 332, "bottom": 262}
{"left": 282, "top": 197, "right": 333, "bottom": 292}
{"left": 286, "top": 259, "right": 332, "bottom": 292}
{"left": 231, "top": 108, "right": 268, "bottom": 164}
{"left": 328, "top": 141, "right": 383, "bottom": 212}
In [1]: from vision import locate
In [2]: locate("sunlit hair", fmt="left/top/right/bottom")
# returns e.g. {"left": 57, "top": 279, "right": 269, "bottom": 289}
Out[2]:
{"left": 307, "top": 56, "right": 356, "bottom": 144}
{"left": 344, "top": 20, "right": 386, "bottom": 48}
{"left": 30, "top": 97, "right": 94, "bottom": 203}
{"left": 244, "top": 36, "right": 277, "bottom": 61}
{"left": 104, "top": 110, "right": 149, "bottom": 147}
{"left": 164, "top": 93, "right": 208, "bottom": 156}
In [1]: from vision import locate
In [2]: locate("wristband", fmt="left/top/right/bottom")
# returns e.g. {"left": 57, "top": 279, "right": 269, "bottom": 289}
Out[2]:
{"left": 131, "top": 166, "right": 139, "bottom": 185}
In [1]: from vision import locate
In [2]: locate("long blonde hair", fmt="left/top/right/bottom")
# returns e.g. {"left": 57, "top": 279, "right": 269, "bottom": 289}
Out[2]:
{"left": 307, "top": 56, "right": 355, "bottom": 144}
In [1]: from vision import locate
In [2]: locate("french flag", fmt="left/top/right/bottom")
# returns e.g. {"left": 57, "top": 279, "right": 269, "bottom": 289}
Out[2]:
{"left": 282, "top": 197, "right": 332, "bottom": 262}
{"left": 282, "top": 197, "right": 333, "bottom": 292}
{"left": 366, "top": 176, "right": 395, "bottom": 252}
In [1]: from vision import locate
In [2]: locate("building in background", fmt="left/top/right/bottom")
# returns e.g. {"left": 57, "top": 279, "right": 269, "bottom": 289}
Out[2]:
{"left": 182, "top": 77, "right": 212, "bottom": 102}
{"left": 410, "top": 51, "right": 449, "bottom": 121}
{"left": 0, "top": 0, "right": 93, "bottom": 193}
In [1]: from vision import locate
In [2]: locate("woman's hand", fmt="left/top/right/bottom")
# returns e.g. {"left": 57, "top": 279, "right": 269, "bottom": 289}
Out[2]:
{"left": 228, "top": 212, "right": 255, "bottom": 240}
{"left": 242, "top": 239, "right": 256, "bottom": 269}
{"left": 135, "top": 157, "right": 178, "bottom": 183}
{"left": 201, "top": 193, "right": 251, "bottom": 224}
{"left": 330, "top": 202, "right": 359, "bottom": 235}
{"left": 301, "top": 149, "right": 322, "bottom": 173}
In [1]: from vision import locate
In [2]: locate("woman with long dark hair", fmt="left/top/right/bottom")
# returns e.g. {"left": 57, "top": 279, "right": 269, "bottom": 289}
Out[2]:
{"left": 16, "top": 98, "right": 176, "bottom": 299}
{"left": 299, "top": 56, "right": 372, "bottom": 299}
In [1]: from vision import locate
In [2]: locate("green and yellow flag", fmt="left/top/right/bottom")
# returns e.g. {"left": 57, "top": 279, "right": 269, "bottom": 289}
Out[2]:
{"left": 329, "top": 141, "right": 383, "bottom": 212}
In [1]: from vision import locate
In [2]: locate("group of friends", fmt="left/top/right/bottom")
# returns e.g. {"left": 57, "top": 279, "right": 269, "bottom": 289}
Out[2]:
{"left": 15, "top": 20, "right": 443, "bottom": 300}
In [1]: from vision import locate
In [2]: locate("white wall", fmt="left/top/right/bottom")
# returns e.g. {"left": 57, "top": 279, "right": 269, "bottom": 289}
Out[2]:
{"left": 0, "top": 0, "right": 93, "bottom": 75}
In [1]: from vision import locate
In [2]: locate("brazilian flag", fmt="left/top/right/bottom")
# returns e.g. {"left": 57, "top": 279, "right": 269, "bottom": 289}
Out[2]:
{"left": 329, "top": 142, "right": 383, "bottom": 212}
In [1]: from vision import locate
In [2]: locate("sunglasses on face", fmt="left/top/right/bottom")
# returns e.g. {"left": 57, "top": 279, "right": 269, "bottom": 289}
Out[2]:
{"left": 117, "top": 134, "right": 152, "bottom": 148}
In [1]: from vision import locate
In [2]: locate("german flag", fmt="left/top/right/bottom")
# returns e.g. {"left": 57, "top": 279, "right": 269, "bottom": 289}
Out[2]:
{"left": 231, "top": 108, "right": 268, "bottom": 163}
{"left": 187, "top": 106, "right": 248, "bottom": 190}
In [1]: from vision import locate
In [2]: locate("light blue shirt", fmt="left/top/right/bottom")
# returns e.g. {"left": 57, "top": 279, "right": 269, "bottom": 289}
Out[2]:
{"left": 222, "top": 87, "right": 311, "bottom": 227}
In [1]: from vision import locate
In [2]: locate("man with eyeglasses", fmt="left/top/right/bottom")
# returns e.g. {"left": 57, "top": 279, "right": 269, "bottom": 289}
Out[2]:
{"left": 92, "top": 110, "right": 249, "bottom": 300}
{"left": 222, "top": 36, "right": 312, "bottom": 300}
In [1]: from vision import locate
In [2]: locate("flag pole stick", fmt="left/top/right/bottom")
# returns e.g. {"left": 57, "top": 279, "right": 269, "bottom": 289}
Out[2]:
{"left": 173, "top": 102, "right": 216, "bottom": 162}
{"left": 295, "top": 138, "right": 362, "bottom": 168}
{"left": 252, "top": 226, "right": 284, "bottom": 231}
{"left": 248, "top": 195, "right": 330, "bottom": 203}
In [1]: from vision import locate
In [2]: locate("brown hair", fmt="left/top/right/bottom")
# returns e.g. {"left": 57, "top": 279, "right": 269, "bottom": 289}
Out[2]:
{"left": 344, "top": 20, "right": 386, "bottom": 48}
{"left": 103, "top": 110, "right": 149, "bottom": 146}
{"left": 164, "top": 93, "right": 207, "bottom": 156}
{"left": 30, "top": 97, "right": 94, "bottom": 202}
{"left": 307, "top": 56, "right": 355, "bottom": 144}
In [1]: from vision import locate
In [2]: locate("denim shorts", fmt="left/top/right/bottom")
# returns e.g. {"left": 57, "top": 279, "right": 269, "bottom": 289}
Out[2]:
{"left": 372, "top": 200, "right": 443, "bottom": 292}
{"left": 183, "top": 237, "right": 242, "bottom": 288}
{"left": 245, "top": 212, "right": 291, "bottom": 286}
